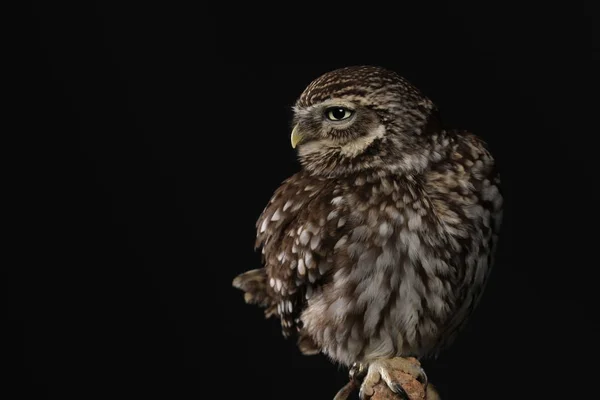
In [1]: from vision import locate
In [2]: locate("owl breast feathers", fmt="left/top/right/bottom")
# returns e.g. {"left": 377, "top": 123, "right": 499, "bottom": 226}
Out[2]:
{"left": 233, "top": 66, "right": 502, "bottom": 367}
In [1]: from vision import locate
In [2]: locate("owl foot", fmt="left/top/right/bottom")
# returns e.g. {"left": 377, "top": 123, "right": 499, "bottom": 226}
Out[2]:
{"left": 350, "top": 362, "right": 368, "bottom": 381}
{"left": 358, "top": 357, "right": 428, "bottom": 400}
{"left": 333, "top": 363, "right": 367, "bottom": 400}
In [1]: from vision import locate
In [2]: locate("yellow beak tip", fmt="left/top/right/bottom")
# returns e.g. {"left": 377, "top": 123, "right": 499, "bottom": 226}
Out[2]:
{"left": 290, "top": 125, "right": 303, "bottom": 149}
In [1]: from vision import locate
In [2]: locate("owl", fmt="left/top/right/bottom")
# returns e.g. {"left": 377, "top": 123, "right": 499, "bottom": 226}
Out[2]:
{"left": 233, "top": 66, "right": 502, "bottom": 399}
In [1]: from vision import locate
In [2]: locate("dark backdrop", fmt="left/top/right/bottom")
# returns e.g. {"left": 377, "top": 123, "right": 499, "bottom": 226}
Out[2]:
{"left": 10, "top": 3, "right": 597, "bottom": 399}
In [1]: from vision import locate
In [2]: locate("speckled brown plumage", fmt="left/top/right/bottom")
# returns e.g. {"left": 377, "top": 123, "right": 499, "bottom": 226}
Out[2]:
{"left": 233, "top": 65, "right": 502, "bottom": 398}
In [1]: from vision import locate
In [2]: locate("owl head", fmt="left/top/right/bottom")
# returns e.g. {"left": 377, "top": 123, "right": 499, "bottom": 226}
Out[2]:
{"left": 291, "top": 66, "right": 440, "bottom": 177}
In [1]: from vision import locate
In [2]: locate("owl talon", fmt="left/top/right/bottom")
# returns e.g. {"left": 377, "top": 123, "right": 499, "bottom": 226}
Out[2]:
{"left": 417, "top": 366, "right": 428, "bottom": 387}
{"left": 357, "top": 357, "right": 428, "bottom": 399}
{"left": 358, "top": 369, "right": 380, "bottom": 400}
{"left": 332, "top": 362, "right": 367, "bottom": 400}
{"left": 349, "top": 362, "right": 367, "bottom": 382}
{"left": 390, "top": 383, "right": 410, "bottom": 400}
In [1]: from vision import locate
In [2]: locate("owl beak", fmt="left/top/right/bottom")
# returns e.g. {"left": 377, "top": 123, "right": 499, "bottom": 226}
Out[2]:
{"left": 291, "top": 124, "right": 304, "bottom": 148}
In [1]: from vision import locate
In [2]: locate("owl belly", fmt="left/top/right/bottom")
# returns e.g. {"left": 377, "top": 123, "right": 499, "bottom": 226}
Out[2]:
{"left": 300, "top": 265, "right": 449, "bottom": 366}
{"left": 300, "top": 199, "right": 458, "bottom": 367}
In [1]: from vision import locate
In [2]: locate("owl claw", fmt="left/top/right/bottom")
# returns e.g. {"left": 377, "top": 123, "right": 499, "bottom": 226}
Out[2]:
{"left": 333, "top": 362, "right": 366, "bottom": 400}
{"left": 357, "top": 357, "right": 429, "bottom": 399}
{"left": 336, "top": 358, "right": 429, "bottom": 399}
{"left": 349, "top": 362, "right": 367, "bottom": 381}
{"left": 390, "top": 383, "right": 410, "bottom": 400}
{"left": 416, "top": 366, "right": 428, "bottom": 387}
{"left": 357, "top": 373, "right": 408, "bottom": 400}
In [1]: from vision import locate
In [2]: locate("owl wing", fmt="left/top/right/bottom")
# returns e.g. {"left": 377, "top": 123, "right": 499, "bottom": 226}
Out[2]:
{"left": 423, "top": 130, "right": 503, "bottom": 351}
{"left": 252, "top": 172, "right": 345, "bottom": 346}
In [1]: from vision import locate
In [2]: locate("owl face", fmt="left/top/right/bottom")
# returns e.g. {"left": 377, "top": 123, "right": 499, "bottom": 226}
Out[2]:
{"left": 290, "top": 66, "right": 437, "bottom": 177}
{"left": 291, "top": 98, "right": 383, "bottom": 155}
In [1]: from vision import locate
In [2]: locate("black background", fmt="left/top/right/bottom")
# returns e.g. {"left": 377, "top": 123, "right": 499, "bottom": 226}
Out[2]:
{"left": 9, "top": 3, "right": 597, "bottom": 399}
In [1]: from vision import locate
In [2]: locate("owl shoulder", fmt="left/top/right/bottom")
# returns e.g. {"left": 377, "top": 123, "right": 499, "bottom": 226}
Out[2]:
{"left": 425, "top": 130, "right": 500, "bottom": 190}
{"left": 423, "top": 130, "right": 503, "bottom": 228}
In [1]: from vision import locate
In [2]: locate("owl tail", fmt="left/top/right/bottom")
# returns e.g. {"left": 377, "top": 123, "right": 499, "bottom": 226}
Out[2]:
{"left": 232, "top": 268, "right": 276, "bottom": 317}
{"left": 297, "top": 332, "right": 320, "bottom": 356}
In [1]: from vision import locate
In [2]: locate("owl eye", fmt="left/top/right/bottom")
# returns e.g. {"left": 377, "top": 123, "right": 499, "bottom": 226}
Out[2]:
{"left": 325, "top": 107, "right": 354, "bottom": 121}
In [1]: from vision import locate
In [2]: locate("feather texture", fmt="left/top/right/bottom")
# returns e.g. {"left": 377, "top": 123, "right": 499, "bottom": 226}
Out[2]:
{"left": 233, "top": 66, "right": 503, "bottom": 368}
